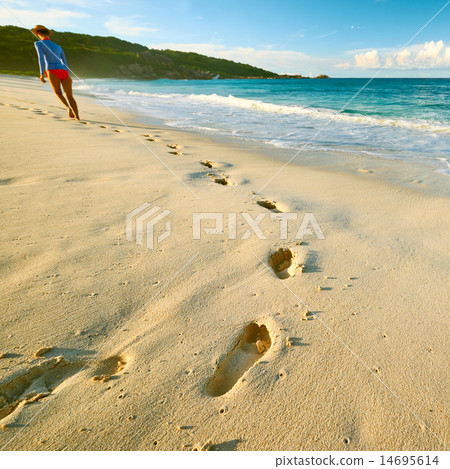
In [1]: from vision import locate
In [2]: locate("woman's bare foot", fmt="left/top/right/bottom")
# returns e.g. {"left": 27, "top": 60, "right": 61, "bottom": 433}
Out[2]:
{"left": 68, "top": 108, "right": 75, "bottom": 118}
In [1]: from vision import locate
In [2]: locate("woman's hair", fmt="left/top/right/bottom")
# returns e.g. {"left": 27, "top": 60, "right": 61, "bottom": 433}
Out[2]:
{"left": 32, "top": 25, "right": 51, "bottom": 36}
{"left": 36, "top": 28, "right": 51, "bottom": 36}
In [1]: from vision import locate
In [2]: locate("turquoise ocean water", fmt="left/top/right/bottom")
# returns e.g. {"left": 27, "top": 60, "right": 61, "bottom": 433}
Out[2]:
{"left": 75, "top": 78, "right": 450, "bottom": 175}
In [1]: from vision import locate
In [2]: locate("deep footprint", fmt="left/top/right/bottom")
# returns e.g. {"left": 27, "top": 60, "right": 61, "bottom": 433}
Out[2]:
{"left": 0, "top": 356, "right": 85, "bottom": 421}
{"left": 214, "top": 178, "right": 228, "bottom": 185}
{"left": 0, "top": 178, "right": 14, "bottom": 186}
{"left": 206, "top": 323, "right": 271, "bottom": 397}
{"left": 91, "top": 355, "right": 127, "bottom": 382}
{"left": 269, "top": 248, "right": 300, "bottom": 279}
{"left": 257, "top": 200, "right": 282, "bottom": 213}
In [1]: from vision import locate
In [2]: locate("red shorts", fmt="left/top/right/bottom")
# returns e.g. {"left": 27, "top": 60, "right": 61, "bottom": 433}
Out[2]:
{"left": 45, "top": 69, "right": 69, "bottom": 80}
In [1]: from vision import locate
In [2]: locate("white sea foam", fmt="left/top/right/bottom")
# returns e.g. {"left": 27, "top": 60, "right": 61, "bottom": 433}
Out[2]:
{"left": 108, "top": 90, "right": 450, "bottom": 135}
{"left": 72, "top": 80, "right": 450, "bottom": 176}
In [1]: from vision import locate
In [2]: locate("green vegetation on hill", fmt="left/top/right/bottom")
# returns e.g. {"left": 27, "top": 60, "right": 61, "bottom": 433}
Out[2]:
{"left": 0, "top": 25, "right": 278, "bottom": 79}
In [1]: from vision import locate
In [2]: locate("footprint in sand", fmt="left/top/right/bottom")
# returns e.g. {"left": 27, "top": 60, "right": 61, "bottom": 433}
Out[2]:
{"left": 269, "top": 248, "right": 304, "bottom": 279}
{"left": 99, "top": 125, "right": 108, "bottom": 129}
{"left": 0, "top": 177, "right": 38, "bottom": 187}
{"left": 214, "top": 177, "right": 228, "bottom": 186}
{"left": 257, "top": 199, "right": 282, "bottom": 213}
{"left": 142, "top": 134, "right": 158, "bottom": 142}
{"left": 91, "top": 355, "right": 127, "bottom": 383}
{"left": 206, "top": 322, "right": 271, "bottom": 397}
{"left": 0, "top": 356, "right": 85, "bottom": 421}
{"left": 192, "top": 440, "right": 214, "bottom": 451}
{"left": 166, "top": 144, "right": 180, "bottom": 149}
{"left": 200, "top": 162, "right": 233, "bottom": 186}
{"left": 34, "top": 346, "right": 53, "bottom": 358}
{"left": 169, "top": 151, "right": 183, "bottom": 156}
{"left": 0, "top": 178, "right": 14, "bottom": 186}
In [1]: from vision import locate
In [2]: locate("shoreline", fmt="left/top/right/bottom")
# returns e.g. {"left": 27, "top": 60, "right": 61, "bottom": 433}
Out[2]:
{"left": 5, "top": 73, "right": 450, "bottom": 184}
{"left": 70, "top": 74, "right": 450, "bottom": 185}
{"left": 0, "top": 74, "right": 448, "bottom": 451}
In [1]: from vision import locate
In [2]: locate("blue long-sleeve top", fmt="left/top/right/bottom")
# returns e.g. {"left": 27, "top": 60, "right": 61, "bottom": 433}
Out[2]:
{"left": 34, "top": 39, "right": 69, "bottom": 75}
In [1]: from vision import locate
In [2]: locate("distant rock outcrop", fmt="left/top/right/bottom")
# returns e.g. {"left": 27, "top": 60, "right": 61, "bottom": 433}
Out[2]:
{"left": 275, "top": 74, "right": 329, "bottom": 79}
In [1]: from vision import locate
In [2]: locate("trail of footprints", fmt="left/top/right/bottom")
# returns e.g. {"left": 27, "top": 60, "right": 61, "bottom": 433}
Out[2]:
{"left": 8, "top": 104, "right": 361, "bottom": 383}
{"left": 166, "top": 143, "right": 183, "bottom": 156}
{"left": 5, "top": 104, "right": 281, "bottom": 200}
{"left": 0, "top": 351, "right": 127, "bottom": 422}
{"left": 202, "top": 250, "right": 307, "bottom": 399}
{"left": 4, "top": 104, "right": 291, "bottom": 220}
{"left": 198, "top": 159, "right": 233, "bottom": 186}
{"left": 5, "top": 102, "right": 362, "bottom": 448}
{"left": 19, "top": 107, "right": 299, "bottom": 276}
{"left": 6, "top": 103, "right": 298, "bottom": 277}
{"left": 201, "top": 248, "right": 308, "bottom": 400}
{"left": 6, "top": 104, "right": 304, "bottom": 283}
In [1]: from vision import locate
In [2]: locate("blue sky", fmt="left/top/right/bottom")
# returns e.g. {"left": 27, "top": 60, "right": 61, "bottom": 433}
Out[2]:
{"left": 1, "top": 0, "right": 450, "bottom": 76}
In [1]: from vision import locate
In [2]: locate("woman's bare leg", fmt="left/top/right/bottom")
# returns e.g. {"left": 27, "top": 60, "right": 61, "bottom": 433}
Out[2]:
{"left": 47, "top": 72, "right": 74, "bottom": 118}
{"left": 61, "top": 76, "right": 80, "bottom": 120}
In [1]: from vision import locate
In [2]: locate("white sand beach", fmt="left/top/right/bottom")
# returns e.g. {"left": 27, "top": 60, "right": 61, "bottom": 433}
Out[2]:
{"left": 0, "top": 75, "right": 448, "bottom": 451}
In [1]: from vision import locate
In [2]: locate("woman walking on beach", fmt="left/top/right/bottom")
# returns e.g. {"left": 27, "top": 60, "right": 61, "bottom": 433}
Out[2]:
{"left": 33, "top": 25, "right": 80, "bottom": 120}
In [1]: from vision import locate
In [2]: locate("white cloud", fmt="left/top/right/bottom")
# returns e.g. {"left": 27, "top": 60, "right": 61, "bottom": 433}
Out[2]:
{"left": 334, "top": 61, "right": 351, "bottom": 69}
{"left": 397, "top": 40, "right": 450, "bottom": 68}
{"left": 151, "top": 40, "right": 450, "bottom": 75}
{"left": 2, "top": 0, "right": 28, "bottom": 6}
{"left": 0, "top": 7, "right": 89, "bottom": 28}
{"left": 150, "top": 42, "right": 332, "bottom": 74}
{"left": 43, "top": 0, "right": 91, "bottom": 6}
{"left": 104, "top": 16, "right": 158, "bottom": 36}
{"left": 353, "top": 41, "right": 450, "bottom": 69}
{"left": 355, "top": 49, "right": 380, "bottom": 69}
{"left": 396, "top": 48, "right": 412, "bottom": 66}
